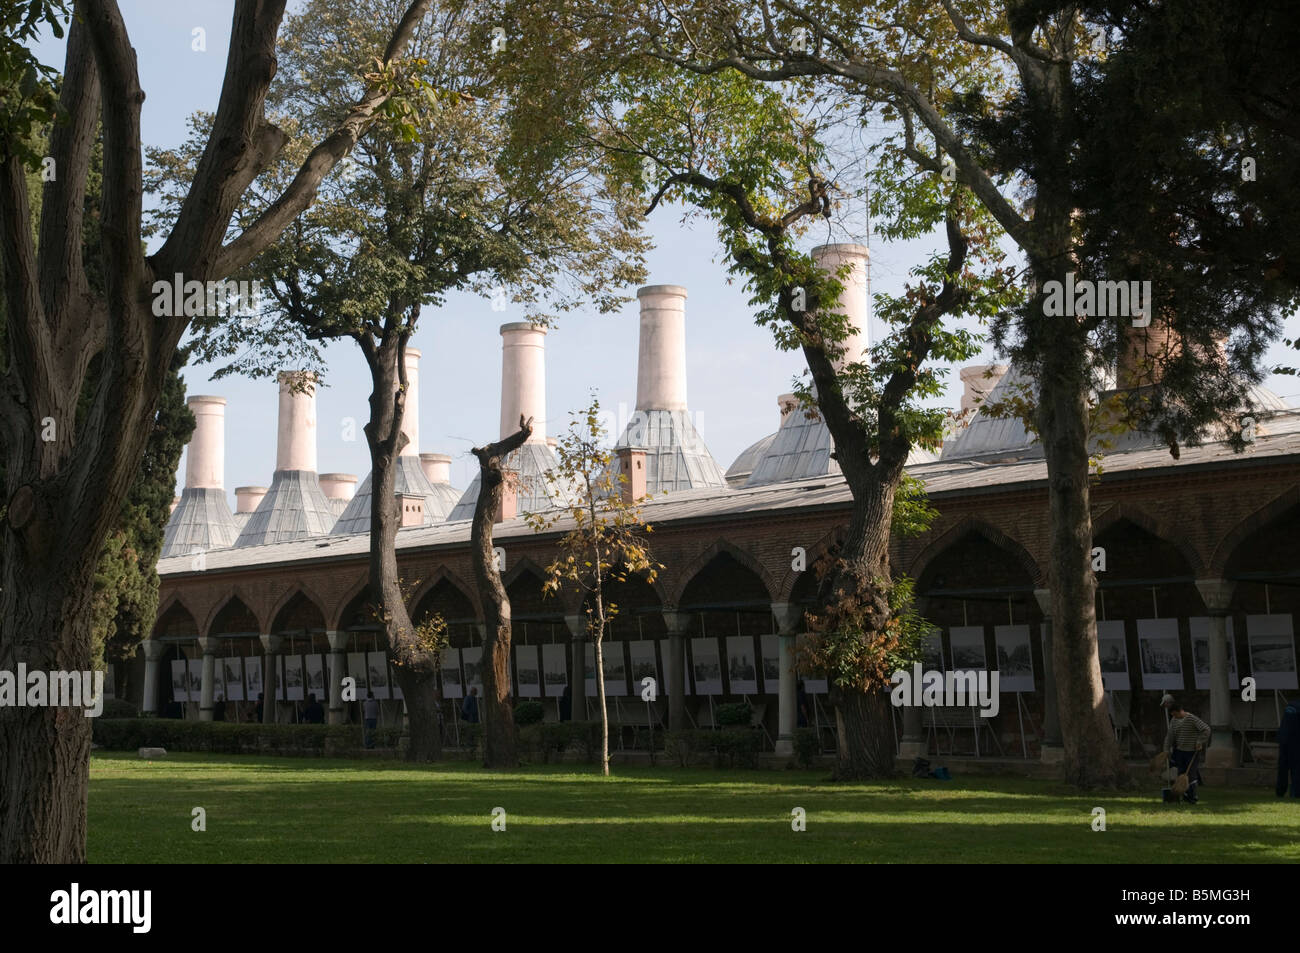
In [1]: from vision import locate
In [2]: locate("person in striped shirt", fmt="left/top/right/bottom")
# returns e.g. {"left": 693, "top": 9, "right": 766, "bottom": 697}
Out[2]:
{"left": 1165, "top": 700, "right": 1211, "bottom": 803}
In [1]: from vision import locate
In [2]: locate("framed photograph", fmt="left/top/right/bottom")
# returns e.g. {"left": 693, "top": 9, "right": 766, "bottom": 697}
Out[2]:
{"left": 759, "top": 634, "right": 781, "bottom": 694}
{"left": 441, "top": 647, "right": 463, "bottom": 700}
{"left": 366, "top": 651, "right": 390, "bottom": 700}
{"left": 920, "top": 627, "right": 944, "bottom": 672}
{"left": 515, "top": 644, "right": 541, "bottom": 698}
{"left": 948, "top": 626, "right": 987, "bottom": 673}
{"left": 170, "top": 659, "right": 189, "bottom": 703}
{"left": 726, "top": 635, "right": 758, "bottom": 695}
{"left": 602, "top": 641, "right": 628, "bottom": 697}
{"left": 541, "top": 644, "right": 567, "bottom": 697}
{"left": 1096, "top": 620, "right": 1130, "bottom": 690}
{"left": 628, "top": 641, "right": 659, "bottom": 698}
{"left": 690, "top": 638, "right": 723, "bottom": 695}
{"left": 1136, "top": 618, "right": 1184, "bottom": 691}
{"left": 303, "top": 654, "right": 325, "bottom": 701}
{"left": 187, "top": 658, "right": 204, "bottom": 702}
{"left": 245, "top": 656, "right": 263, "bottom": 698}
{"left": 1246, "top": 614, "right": 1298, "bottom": 690}
{"left": 1189, "top": 617, "right": 1239, "bottom": 690}
{"left": 583, "top": 643, "right": 598, "bottom": 697}
{"left": 283, "top": 654, "right": 306, "bottom": 702}
{"left": 993, "top": 625, "right": 1034, "bottom": 693}
{"left": 223, "top": 656, "right": 246, "bottom": 702}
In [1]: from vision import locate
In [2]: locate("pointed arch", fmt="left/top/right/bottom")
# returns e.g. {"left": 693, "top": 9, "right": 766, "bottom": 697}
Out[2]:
{"left": 775, "top": 526, "right": 845, "bottom": 602}
{"left": 501, "top": 555, "right": 549, "bottom": 591}
{"left": 1211, "top": 484, "right": 1300, "bottom": 575}
{"left": 408, "top": 565, "right": 481, "bottom": 621}
{"left": 1092, "top": 500, "right": 1205, "bottom": 575}
{"left": 202, "top": 588, "right": 264, "bottom": 638}
{"left": 155, "top": 590, "right": 200, "bottom": 631}
{"left": 667, "top": 538, "right": 778, "bottom": 608}
{"left": 907, "top": 517, "right": 1043, "bottom": 589}
{"left": 327, "top": 571, "right": 373, "bottom": 632}
{"left": 267, "top": 583, "right": 329, "bottom": 634}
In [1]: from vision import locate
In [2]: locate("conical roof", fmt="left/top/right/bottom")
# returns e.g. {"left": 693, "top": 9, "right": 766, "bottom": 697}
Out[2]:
{"left": 233, "top": 470, "right": 337, "bottom": 547}
{"left": 161, "top": 488, "right": 240, "bottom": 558}
{"left": 445, "top": 441, "right": 572, "bottom": 522}
{"left": 606, "top": 410, "right": 728, "bottom": 493}
{"left": 331, "top": 456, "right": 462, "bottom": 535}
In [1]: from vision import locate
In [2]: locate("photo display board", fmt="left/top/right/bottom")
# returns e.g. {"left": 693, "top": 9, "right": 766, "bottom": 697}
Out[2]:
{"left": 187, "top": 658, "right": 204, "bottom": 702}
{"left": 602, "top": 641, "right": 628, "bottom": 697}
{"left": 993, "top": 625, "right": 1034, "bottom": 693}
{"left": 224, "top": 656, "right": 246, "bottom": 702}
{"left": 920, "top": 627, "right": 944, "bottom": 672}
{"left": 347, "top": 652, "right": 369, "bottom": 698}
{"left": 1189, "top": 618, "right": 1239, "bottom": 690}
{"left": 541, "top": 644, "right": 567, "bottom": 698}
{"left": 1247, "top": 614, "right": 1298, "bottom": 690}
{"left": 726, "top": 635, "right": 758, "bottom": 695}
{"left": 690, "top": 638, "right": 723, "bottom": 696}
{"left": 1136, "top": 618, "right": 1184, "bottom": 691}
{"left": 461, "top": 646, "right": 483, "bottom": 694}
{"left": 948, "top": 626, "right": 987, "bottom": 673}
{"left": 441, "top": 647, "right": 463, "bottom": 700}
{"left": 245, "top": 655, "right": 263, "bottom": 698}
{"left": 515, "top": 644, "right": 541, "bottom": 698}
{"left": 283, "top": 654, "right": 306, "bottom": 701}
{"left": 171, "top": 659, "right": 189, "bottom": 702}
{"left": 1096, "top": 620, "right": 1130, "bottom": 690}
{"left": 759, "top": 635, "right": 781, "bottom": 694}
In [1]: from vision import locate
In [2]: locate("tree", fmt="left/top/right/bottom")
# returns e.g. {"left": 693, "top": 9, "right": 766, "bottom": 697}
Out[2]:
{"left": 470, "top": 415, "right": 534, "bottom": 768}
{"left": 583, "top": 0, "right": 1295, "bottom": 786}
{"left": 148, "top": 0, "right": 648, "bottom": 761}
{"left": 0, "top": 0, "right": 433, "bottom": 863}
{"left": 525, "top": 396, "right": 661, "bottom": 777}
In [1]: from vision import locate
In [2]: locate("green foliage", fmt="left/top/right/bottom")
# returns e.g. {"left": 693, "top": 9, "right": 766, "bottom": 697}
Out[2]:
{"left": 0, "top": 0, "right": 71, "bottom": 165}
{"left": 714, "top": 702, "right": 753, "bottom": 727}
{"left": 513, "top": 700, "right": 544, "bottom": 726}
{"left": 91, "top": 720, "right": 402, "bottom": 757}
{"left": 517, "top": 721, "right": 603, "bottom": 764}
{"left": 665, "top": 728, "right": 762, "bottom": 769}
{"left": 99, "top": 698, "right": 139, "bottom": 719}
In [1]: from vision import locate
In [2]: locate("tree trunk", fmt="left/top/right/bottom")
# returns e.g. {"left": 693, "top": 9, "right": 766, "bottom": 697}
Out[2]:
{"left": 361, "top": 336, "right": 440, "bottom": 763}
{"left": 594, "top": 631, "right": 610, "bottom": 776}
{"left": 832, "top": 686, "right": 895, "bottom": 779}
{"left": 1036, "top": 331, "right": 1128, "bottom": 788}
{"left": 469, "top": 415, "right": 534, "bottom": 768}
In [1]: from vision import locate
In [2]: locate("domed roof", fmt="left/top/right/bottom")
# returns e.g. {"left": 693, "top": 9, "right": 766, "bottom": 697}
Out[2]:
{"left": 726, "top": 432, "right": 777, "bottom": 486}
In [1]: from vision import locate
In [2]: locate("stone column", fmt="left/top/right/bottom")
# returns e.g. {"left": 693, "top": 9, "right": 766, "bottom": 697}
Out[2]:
{"left": 1034, "top": 589, "right": 1063, "bottom": 763}
{"left": 771, "top": 603, "right": 801, "bottom": 756}
{"left": 260, "top": 634, "right": 282, "bottom": 725}
{"left": 1195, "top": 578, "right": 1237, "bottom": 768}
{"left": 198, "top": 636, "right": 219, "bottom": 722}
{"left": 141, "top": 640, "right": 167, "bottom": 714}
{"left": 565, "top": 614, "right": 586, "bottom": 720}
{"left": 662, "top": 610, "right": 690, "bottom": 731}
{"left": 326, "top": 630, "right": 348, "bottom": 725}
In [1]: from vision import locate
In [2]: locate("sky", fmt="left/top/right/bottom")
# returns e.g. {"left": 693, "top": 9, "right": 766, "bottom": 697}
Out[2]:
{"left": 31, "top": 2, "right": 1299, "bottom": 503}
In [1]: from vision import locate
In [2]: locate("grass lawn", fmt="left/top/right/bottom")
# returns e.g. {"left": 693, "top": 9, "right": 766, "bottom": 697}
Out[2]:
{"left": 88, "top": 752, "right": 1300, "bottom": 863}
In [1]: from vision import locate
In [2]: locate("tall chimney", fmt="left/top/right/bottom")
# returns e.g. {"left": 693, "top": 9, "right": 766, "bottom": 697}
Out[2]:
{"left": 811, "top": 243, "right": 871, "bottom": 370}
{"left": 276, "top": 371, "right": 318, "bottom": 472}
{"left": 235, "top": 486, "right": 268, "bottom": 513}
{"left": 635, "top": 285, "right": 689, "bottom": 411}
{"left": 185, "top": 396, "right": 227, "bottom": 489}
{"left": 1118, "top": 318, "right": 1180, "bottom": 390}
{"left": 959, "top": 364, "right": 1009, "bottom": 415}
{"left": 319, "top": 473, "right": 357, "bottom": 501}
{"left": 419, "top": 452, "right": 452, "bottom": 484}
{"left": 499, "top": 323, "right": 548, "bottom": 442}
{"left": 401, "top": 348, "right": 420, "bottom": 457}
{"left": 778, "top": 393, "right": 799, "bottom": 424}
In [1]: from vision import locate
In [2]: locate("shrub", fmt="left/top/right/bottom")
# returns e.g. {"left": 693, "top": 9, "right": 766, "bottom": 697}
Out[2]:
{"left": 792, "top": 728, "right": 820, "bottom": 768}
{"left": 513, "top": 700, "right": 544, "bottom": 726}
{"left": 665, "top": 728, "right": 762, "bottom": 768}
{"left": 715, "top": 703, "right": 753, "bottom": 727}
{"left": 91, "top": 719, "right": 399, "bottom": 757}
{"left": 99, "top": 697, "right": 138, "bottom": 719}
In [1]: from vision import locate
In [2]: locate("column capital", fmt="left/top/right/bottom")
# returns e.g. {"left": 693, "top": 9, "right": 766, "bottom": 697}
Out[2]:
{"left": 141, "top": 639, "right": 168, "bottom": 662}
{"left": 197, "top": 635, "right": 220, "bottom": 655}
{"left": 770, "top": 602, "right": 803, "bottom": 636}
{"left": 564, "top": 613, "right": 586, "bottom": 640}
{"left": 1033, "top": 588, "right": 1052, "bottom": 617}
{"left": 326, "top": 630, "right": 349, "bottom": 652}
{"left": 1195, "top": 578, "right": 1236, "bottom": 614}
{"left": 662, "top": 609, "right": 691, "bottom": 636}
{"left": 260, "top": 633, "right": 283, "bottom": 654}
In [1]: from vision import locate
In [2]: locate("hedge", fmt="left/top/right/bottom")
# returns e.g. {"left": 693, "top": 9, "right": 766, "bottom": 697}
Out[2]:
{"left": 92, "top": 719, "right": 402, "bottom": 757}
{"left": 665, "top": 728, "right": 763, "bottom": 768}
